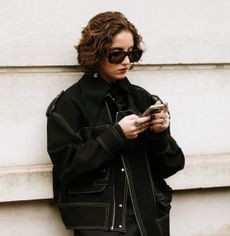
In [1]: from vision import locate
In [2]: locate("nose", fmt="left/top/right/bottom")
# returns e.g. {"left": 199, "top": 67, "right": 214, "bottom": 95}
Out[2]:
{"left": 122, "top": 55, "right": 131, "bottom": 64}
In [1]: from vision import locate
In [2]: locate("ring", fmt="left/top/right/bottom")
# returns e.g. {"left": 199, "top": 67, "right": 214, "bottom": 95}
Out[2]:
{"left": 134, "top": 120, "right": 141, "bottom": 127}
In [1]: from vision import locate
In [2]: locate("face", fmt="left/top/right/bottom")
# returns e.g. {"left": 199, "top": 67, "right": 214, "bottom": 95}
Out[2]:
{"left": 99, "top": 30, "right": 134, "bottom": 83}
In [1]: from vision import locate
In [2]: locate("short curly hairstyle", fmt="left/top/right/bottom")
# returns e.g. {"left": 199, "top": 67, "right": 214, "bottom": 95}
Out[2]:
{"left": 75, "top": 11, "right": 143, "bottom": 73}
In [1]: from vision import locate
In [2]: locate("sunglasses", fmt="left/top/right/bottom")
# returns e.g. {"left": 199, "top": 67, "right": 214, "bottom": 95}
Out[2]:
{"left": 107, "top": 49, "right": 143, "bottom": 64}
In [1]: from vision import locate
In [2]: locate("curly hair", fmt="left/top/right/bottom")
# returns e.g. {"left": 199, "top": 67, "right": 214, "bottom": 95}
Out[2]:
{"left": 75, "top": 11, "right": 143, "bottom": 73}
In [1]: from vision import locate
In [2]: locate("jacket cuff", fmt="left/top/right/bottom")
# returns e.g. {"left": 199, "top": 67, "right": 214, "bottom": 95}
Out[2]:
{"left": 144, "top": 129, "right": 170, "bottom": 154}
{"left": 96, "top": 124, "right": 129, "bottom": 159}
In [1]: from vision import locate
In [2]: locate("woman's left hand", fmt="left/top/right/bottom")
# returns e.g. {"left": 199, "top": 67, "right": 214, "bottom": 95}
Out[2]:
{"left": 149, "top": 102, "right": 170, "bottom": 133}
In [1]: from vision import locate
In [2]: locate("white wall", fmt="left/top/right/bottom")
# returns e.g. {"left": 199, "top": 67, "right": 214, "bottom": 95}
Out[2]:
{"left": 0, "top": 201, "right": 73, "bottom": 236}
{"left": 171, "top": 189, "right": 230, "bottom": 236}
{"left": 0, "top": 0, "right": 230, "bottom": 235}
{"left": 1, "top": 0, "right": 230, "bottom": 66}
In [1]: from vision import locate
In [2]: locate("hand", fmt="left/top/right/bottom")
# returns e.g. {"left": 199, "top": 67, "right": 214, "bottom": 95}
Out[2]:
{"left": 118, "top": 114, "right": 151, "bottom": 140}
{"left": 149, "top": 102, "right": 170, "bottom": 133}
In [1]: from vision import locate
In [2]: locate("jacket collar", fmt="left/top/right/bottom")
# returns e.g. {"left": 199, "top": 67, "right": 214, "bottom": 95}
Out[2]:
{"left": 78, "top": 73, "right": 133, "bottom": 127}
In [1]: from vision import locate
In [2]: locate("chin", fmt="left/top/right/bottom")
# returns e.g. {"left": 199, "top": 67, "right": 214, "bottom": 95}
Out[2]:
{"left": 115, "top": 76, "right": 126, "bottom": 81}
{"left": 116, "top": 72, "right": 127, "bottom": 79}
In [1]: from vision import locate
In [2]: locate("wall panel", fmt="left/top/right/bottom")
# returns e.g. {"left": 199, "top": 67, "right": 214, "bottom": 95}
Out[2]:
{"left": 1, "top": 0, "right": 230, "bottom": 66}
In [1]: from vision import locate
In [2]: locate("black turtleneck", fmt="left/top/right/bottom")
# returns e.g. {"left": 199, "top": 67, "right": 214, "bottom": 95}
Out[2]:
{"left": 105, "top": 82, "right": 128, "bottom": 123}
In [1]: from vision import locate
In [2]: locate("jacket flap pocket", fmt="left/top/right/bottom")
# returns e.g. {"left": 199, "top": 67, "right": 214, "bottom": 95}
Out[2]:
{"left": 68, "top": 184, "right": 107, "bottom": 194}
{"left": 57, "top": 203, "right": 109, "bottom": 230}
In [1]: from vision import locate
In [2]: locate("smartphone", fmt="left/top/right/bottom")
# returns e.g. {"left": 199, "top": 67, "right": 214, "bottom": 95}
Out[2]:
{"left": 141, "top": 104, "right": 165, "bottom": 117}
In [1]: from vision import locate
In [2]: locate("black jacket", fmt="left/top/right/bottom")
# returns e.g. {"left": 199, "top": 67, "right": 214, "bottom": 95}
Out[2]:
{"left": 46, "top": 73, "right": 184, "bottom": 236}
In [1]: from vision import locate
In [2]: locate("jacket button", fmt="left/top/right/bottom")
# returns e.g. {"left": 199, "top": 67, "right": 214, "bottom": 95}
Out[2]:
{"left": 119, "top": 204, "right": 122, "bottom": 208}
{"left": 119, "top": 225, "right": 122, "bottom": 228}
{"left": 121, "top": 168, "right": 125, "bottom": 172}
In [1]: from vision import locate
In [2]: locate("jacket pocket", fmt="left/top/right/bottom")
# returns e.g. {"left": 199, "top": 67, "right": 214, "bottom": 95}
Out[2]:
{"left": 68, "top": 182, "right": 108, "bottom": 194}
{"left": 57, "top": 202, "right": 110, "bottom": 230}
{"left": 68, "top": 166, "right": 110, "bottom": 195}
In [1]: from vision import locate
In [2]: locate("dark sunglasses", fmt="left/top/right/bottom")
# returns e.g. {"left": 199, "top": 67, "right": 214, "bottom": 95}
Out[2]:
{"left": 107, "top": 49, "right": 143, "bottom": 64}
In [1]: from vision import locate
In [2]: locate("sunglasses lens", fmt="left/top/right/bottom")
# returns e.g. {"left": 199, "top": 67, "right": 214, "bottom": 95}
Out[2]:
{"left": 129, "top": 49, "right": 143, "bottom": 62}
{"left": 108, "top": 49, "right": 143, "bottom": 64}
{"left": 109, "top": 52, "right": 126, "bottom": 64}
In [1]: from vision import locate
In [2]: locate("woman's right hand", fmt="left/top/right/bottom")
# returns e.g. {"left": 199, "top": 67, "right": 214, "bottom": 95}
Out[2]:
{"left": 118, "top": 114, "right": 151, "bottom": 139}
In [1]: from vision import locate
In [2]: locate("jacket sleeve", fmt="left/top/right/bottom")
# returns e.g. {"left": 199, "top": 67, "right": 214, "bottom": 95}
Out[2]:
{"left": 143, "top": 129, "right": 185, "bottom": 178}
{"left": 47, "top": 94, "right": 129, "bottom": 186}
{"left": 137, "top": 91, "right": 184, "bottom": 178}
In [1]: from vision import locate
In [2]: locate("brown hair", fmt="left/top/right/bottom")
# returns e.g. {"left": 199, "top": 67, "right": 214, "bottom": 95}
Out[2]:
{"left": 75, "top": 11, "right": 142, "bottom": 73}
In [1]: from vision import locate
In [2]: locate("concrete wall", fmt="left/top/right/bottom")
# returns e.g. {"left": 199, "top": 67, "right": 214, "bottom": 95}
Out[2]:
{"left": 0, "top": 1, "right": 230, "bottom": 235}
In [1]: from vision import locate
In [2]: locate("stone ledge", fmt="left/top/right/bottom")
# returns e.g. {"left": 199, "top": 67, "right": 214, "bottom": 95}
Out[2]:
{"left": 166, "top": 153, "right": 230, "bottom": 190}
{"left": 0, "top": 165, "right": 53, "bottom": 202}
{"left": 0, "top": 153, "right": 229, "bottom": 202}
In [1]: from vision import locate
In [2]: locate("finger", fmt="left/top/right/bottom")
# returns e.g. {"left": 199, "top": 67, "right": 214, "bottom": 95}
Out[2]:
{"left": 134, "top": 120, "right": 141, "bottom": 127}
{"left": 151, "top": 115, "right": 170, "bottom": 127}
{"left": 163, "top": 102, "right": 169, "bottom": 112}
{"left": 139, "top": 115, "right": 151, "bottom": 122}
{"left": 138, "top": 127, "right": 146, "bottom": 134}
{"left": 134, "top": 115, "right": 151, "bottom": 127}
{"left": 152, "top": 111, "right": 169, "bottom": 123}
{"left": 151, "top": 118, "right": 164, "bottom": 125}
{"left": 137, "top": 120, "right": 151, "bottom": 132}
{"left": 155, "top": 101, "right": 162, "bottom": 105}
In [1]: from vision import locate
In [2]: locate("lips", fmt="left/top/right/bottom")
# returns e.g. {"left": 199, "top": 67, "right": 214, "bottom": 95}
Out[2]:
{"left": 118, "top": 68, "right": 128, "bottom": 73}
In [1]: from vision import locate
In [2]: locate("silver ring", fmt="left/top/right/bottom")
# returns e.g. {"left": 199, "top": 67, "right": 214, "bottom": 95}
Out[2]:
{"left": 134, "top": 121, "right": 141, "bottom": 127}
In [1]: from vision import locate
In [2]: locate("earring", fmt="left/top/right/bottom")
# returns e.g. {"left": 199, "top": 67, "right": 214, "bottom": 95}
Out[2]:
{"left": 93, "top": 72, "right": 98, "bottom": 78}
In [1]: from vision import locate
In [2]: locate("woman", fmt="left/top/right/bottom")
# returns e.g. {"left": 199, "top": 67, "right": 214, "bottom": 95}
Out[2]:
{"left": 46, "top": 11, "right": 184, "bottom": 236}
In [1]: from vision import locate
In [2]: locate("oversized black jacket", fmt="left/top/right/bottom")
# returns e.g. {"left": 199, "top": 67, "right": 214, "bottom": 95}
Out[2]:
{"left": 46, "top": 73, "right": 185, "bottom": 236}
